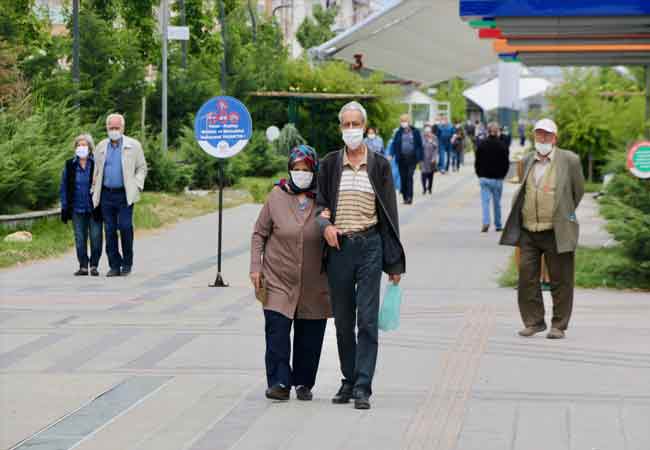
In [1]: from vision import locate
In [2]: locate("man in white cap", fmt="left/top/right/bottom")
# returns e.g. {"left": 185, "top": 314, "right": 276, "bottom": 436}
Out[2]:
{"left": 500, "top": 118, "right": 585, "bottom": 339}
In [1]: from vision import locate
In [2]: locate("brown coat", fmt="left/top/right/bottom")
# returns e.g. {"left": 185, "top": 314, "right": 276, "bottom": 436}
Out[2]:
{"left": 250, "top": 187, "right": 332, "bottom": 320}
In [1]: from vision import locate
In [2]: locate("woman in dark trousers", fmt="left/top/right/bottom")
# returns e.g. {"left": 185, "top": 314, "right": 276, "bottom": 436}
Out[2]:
{"left": 250, "top": 145, "right": 332, "bottom": 401}
{"left": 60, "top": 134, "right": 103, "bottom": 276}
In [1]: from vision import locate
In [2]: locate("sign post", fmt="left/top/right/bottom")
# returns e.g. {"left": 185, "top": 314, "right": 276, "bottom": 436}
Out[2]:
{"left": 194, "top": 96, "right": 253, "bottom": 287}
{"left": 627, "top": 141, "right": 650, "bottom": 179}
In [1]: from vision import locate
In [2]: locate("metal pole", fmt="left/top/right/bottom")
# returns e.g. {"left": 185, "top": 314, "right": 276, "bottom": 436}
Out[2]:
{"left": 179, "top": 0, "right": 187, "bottom": 68}
{"left": 218, "top": 0, "right": 227, "bottom": 93}
{"left": 210, "top": 160, "right": 228, "bottom": 287}
{"left": 161, "top": 0, "right": 168, "bottom": 152}
{"left": 72, "top": 0, "right": 80, "bottom": 106}
{"left": 646, "top": 65, "right": 650, "bottom": 139}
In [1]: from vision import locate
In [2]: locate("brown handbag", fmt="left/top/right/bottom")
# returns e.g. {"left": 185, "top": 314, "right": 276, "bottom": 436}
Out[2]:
{"left": 255, "top": 275, "right": 268, "bottom": 305}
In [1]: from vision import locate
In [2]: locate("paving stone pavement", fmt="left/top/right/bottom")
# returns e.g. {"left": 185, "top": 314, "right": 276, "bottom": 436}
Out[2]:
{"left": 1, "top": 160, "right": 649, "bottom": 450}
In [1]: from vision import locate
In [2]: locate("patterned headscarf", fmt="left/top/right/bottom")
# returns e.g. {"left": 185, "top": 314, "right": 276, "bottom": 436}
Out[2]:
{"left": 276, "top": 145, "right": 319, "bottom": 197}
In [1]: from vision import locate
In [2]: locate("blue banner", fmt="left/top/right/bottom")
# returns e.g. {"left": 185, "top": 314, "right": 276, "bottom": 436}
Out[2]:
{"left": 460, "top": 0, "right": 650, "bottom": 18}
{"left": 194, "top": 96, "right": 253, "bottom": 159}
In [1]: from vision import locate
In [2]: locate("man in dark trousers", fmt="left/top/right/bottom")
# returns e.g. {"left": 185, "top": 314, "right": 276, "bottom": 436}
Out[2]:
{"left": 392, "top": 114, "right": 423, "bottom": 204}
{"left": 475, "top": 122, "right": 510, "bottom": 232}
{"left": 500, "top": 119, "right": 585, "bottom": 340}
{"left": 316, "top": 101, "right": 405, "bottom": 410}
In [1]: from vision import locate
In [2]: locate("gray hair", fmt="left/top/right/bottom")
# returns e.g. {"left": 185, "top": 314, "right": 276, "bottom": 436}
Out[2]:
{"left": 487, "top": 122, "right": 500, "bottom": 135}
{"left": 106, "top": 113, "right": 125, "bottom": 128}
{"left": 73, "top": 134, "right": 95, "bottom": 152}
{"left": 338, "top": 101, "right": 367, "bottom": 124}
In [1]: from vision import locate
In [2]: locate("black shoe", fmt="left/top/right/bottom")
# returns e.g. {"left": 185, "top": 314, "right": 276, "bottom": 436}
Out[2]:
{"left": 353, "top": 389, "right": 371, "bottom": 410}
{"left": 74, "top": 268, "right": 89, "bottom": 276}
{"left": 106, "top": 268, "right": 121, "bottom": 277}
{"left": 121, "top": 266, "right": 132, "bottom": 276}
{"left": 332, "top": 382, "right": 354, "bottom": 404}
{"left": 265, "top": 384, "right": 290, "bottom": 401}
{"left": 495, "top": 227, "right": 503, "bottom": 232}
{"left": 481, "top": 225, "right": 489, "bottom": 233}
{"left": 295, "top": 385, "right": 313, "bottom": 401}
{"left": 90, "top": 267, "right": 99, "bottom": 276}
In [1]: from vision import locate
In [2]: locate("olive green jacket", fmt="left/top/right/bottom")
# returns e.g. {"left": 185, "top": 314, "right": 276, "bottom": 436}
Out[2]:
{"left": 500, "top": 148, "right": 585, "bottom": 254}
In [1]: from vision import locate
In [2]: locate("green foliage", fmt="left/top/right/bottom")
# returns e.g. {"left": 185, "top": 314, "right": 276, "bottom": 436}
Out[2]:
{"left": 600, "top": 172, "right": 650, "bottom": 281}
{"left": 548, "top": 68, "right": 645, "bottom": 180}
{"left": 434, "top": 77, "right": 468, "bottom": 123}
{"left": 296, "top": 5, "right": 338, "bottom": 51}
{"left": 282, "top": 59, "right": 401, "bottom": 154}
{"left": 0, "top": 0, "right": 51, "bottom": 53}
{"left": 276, "top": 123, "right": 306, "bottom": 155}
{"left": 143, "top": 135, "right": 192, "bottom": 193}
{"left": 0, "top": 100, "right": 84, "bottom": 213}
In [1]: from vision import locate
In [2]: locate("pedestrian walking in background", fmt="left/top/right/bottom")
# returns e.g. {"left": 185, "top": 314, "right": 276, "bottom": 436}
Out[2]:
{"left": 93, "top": 113, "right": 148, "bottom": 277}
{"left": 475, "top": 123, "right": 510, "bottom": 232}
{"left": 436, "top": 116, "right": 455, "bottom": 174}
{"left": 317, "top": 101, "right": 405, "bottom": 410}
{"left": 518, "top": 119, "right": 527, "bottom": 147}
{"left": 500, "top": 119, "right": 585, "bottom": 340}
{"left": 474, "top": 120, "right": 486, "bottom": 152}
{"left": 364, "top": 127, "right": 384, "bottom": 155}
{"left": 421, "top": 125, "right": 438, "bottom": 194}
{"left": 385, "top": 130, "right": 401, "bottom": 192}
{"left": 250, "top": 145, "right": 331, "bottom": 402}
{"left": 60, "top": 134, "right": 103, "bottom": 276}
{"left": 392, "top": 114, "right": 423, "bottom": 204}
{"left": 450, "top": 127, "right": 465, "bottom": 172}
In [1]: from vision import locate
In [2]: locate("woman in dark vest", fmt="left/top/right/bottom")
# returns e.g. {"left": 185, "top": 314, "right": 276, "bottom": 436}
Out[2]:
{"left": 59, "top": 134, "right": 103, "bottom": 276}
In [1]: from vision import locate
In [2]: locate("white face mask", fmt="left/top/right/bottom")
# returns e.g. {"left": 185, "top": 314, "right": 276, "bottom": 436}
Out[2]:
{"left": 290, "top": 171, "right": 313, "bottom": 190}
{"left": 535, "top": 142, "right": 554, "bottom": 156}
{"left": 342, "top": 128, "right": 364, "bottom": 150}
{"left": 367, "top": 133, "right": 376, "bottom": 140}
{"left": 400, "top": 122, "right": 409, "bottom": 129}
{"left": 75, "top": 146, "right": 89, "bottom": 159}
{"left": 108, "top": 130, "right": 122, "bottom": 141}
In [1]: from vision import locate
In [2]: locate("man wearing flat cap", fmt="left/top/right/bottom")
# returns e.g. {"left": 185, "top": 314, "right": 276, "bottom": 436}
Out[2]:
{"left": 500, "top": 119, "right": 585, "bottom": 340}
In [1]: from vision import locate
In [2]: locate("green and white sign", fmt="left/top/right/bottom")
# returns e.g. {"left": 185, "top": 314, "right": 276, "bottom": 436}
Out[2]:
{"left": 627, "top": 141, "right": 650, "bottom": 179}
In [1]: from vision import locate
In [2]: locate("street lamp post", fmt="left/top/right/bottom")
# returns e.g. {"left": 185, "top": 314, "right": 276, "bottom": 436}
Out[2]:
{"left": 72, "top": 0, "right": 80, "bottom": 106}
{"left": 161, "top": 0, "right": 168, "bottom": 152}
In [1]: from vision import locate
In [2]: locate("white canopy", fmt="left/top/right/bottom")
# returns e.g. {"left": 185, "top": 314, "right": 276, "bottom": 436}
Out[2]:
{"left": 403, "top": 90, "right": 435, "bottom": 105}
{"left": 463, "top": 77, "right": 552, "bottom": 112}
{"left": 310, "top": 0, "right": 497, "bottom": 85}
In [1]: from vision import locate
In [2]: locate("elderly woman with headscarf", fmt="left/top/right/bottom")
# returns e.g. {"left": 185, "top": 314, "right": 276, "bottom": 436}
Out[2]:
{"left": 59, "top": 134, "right": 103, "bottom": 276}
{"left": 250, "top": 145, "right": 332, "bottom": 402}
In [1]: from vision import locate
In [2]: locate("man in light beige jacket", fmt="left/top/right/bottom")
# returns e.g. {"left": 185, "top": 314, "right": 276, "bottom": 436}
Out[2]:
{"left": 500, "top": 119, "right": 585, "bottom": 340}
{"left": 92, "top": 113, "right": 147, "bottom": 277}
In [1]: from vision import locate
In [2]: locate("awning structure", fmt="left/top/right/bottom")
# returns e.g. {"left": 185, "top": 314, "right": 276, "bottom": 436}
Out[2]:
{"left": 310, "top": 0, "right": 497, "bottom": 85}
{"left": 463, "top": 77, "right": 552, "bottom": 112}
{"left": 459, "top": 0, "right": 650, "bottom": 66}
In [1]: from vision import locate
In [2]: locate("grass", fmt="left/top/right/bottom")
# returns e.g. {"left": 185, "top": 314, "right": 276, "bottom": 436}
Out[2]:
{"left": 584, "top": 181, "right": 604, "bottom": 193}
{"left": 0, "top": 190, "right": 252, "bottom": 269}
{"left": 235, "top": 175, "right": 281, "bottom": 203}
{"left": 499, "top": 245, "right": 650, "bottom": 290}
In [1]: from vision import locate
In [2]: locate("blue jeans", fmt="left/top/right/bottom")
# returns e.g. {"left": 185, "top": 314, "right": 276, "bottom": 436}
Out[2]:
{"left": 72, "top": 212, "right": 103, "bottom": 268}
{"left": 479, "top": 178, "right": 504, "bottom": 228}
{"left": 439, "top": 143, "right": 451, "bottom": 172}
{"left": 327, "top": 231, "right": 383, "bottom": 395}
{"left": 101, "top": 188, "right": 134, "bottom": 270}
{"left": 451, "top": 150, "right": 461, "bottom": 171}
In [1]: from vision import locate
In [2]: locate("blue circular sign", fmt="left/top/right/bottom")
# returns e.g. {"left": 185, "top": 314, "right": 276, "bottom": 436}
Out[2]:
{"left": 194, "top": 96, "right": 253, "bottom": 159}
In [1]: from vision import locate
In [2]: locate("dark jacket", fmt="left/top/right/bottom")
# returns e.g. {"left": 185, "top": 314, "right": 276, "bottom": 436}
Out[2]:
{"left": 475, "top": 136, "right": 510, "bottom": 180}
{"left": 392, "top": 126, "right": 423, "bottom": 164}
{"left": 60, "top": 157, "right": 101, "bottom": 223}
{"left": 316, "top": 148, "right": 406, "bottom": 275}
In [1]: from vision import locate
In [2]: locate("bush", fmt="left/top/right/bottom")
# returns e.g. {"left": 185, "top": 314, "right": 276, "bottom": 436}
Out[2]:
{"left": 600, "top": 171, "right": 650, "bottom": 281}
{"left": 0, "top": 100, "right": 85, "bottom": 213}
{"left": 143, "top": 134, "right": 191, "bottom": 193}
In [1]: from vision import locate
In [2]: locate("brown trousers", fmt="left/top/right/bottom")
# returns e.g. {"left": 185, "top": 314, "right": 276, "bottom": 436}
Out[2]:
{"left": 518, "top": 229, "right": 575, "bottom": 330}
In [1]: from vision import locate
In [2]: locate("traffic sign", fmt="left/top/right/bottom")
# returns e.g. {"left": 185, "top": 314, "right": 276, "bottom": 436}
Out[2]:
{"left": 627, "top": 141, "right": 650, "bottom": 179}
{"left": 194, "top": 96, "right": 253, "bottom": 159}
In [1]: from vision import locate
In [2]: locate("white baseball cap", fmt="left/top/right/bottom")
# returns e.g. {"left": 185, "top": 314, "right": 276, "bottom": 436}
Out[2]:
{"left": 534, "top": 118, "right": 558, "bottom": 135}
